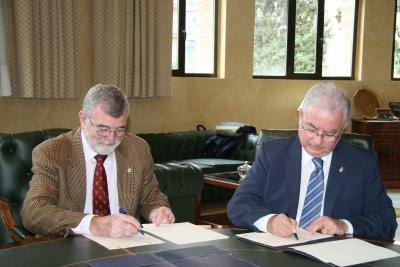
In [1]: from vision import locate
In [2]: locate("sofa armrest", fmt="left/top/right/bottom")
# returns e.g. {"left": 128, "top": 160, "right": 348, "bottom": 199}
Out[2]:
{"left": 153, "top": 162, "right": 204, "bottom": 223}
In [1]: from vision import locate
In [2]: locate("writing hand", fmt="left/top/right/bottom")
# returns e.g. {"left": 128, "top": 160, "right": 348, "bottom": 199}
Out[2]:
{"left": 149, "top": 206, "right": 175, "bottom": 227}
{"left": 89, "top": 213, "right": 143, "bottom": 238}
{"left": 267, "top": 213, "right": 298, "bottom": 238}
{"left": 305, "top": 216, "right": 348, "bottom": 236}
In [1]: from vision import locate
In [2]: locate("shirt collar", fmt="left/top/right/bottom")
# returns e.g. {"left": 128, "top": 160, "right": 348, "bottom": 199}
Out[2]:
{"left": 301, "top": 147, "right": 332, "bottom": 167}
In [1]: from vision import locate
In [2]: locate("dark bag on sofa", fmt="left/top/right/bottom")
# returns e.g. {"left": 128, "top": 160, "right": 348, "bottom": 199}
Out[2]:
{"left": 204, "top": 122, "right": 257, "bottom": 158}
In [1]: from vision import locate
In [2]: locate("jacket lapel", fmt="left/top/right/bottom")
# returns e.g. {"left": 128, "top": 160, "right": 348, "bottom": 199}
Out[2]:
{"left": 285, "top": 136, "right": 303, "bottom": 218}
{"left": 115, "top": 139, "right": 135, "bottom": 212}
{"left": 323, "top": 140, "right": 349, "bottom": 216}
{"left": 67, "top": 128, "right": 87, "bottom": 212}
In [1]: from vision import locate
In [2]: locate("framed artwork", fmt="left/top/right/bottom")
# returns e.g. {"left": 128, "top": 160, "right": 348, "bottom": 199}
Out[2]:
{"left": 389, "top": 102, "right": 400, "bottom": 117}
{"left": 375, "top": 108, "right": 393, "bottom": 120}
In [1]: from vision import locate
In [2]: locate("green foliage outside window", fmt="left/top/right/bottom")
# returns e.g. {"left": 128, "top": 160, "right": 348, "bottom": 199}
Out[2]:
{"left": 393, "top": 0, "right": 400, "bottom": 78}
{"left": 253, "top": 0, "right": 335, "bottom": 76}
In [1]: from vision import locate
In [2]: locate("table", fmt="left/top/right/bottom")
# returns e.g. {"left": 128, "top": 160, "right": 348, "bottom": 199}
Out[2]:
{"left": 1, "top": 229, "right": 399, "bottom": 267}
{"left": 194, "top": 172, "right": 239, "bottom": 225}
{"left": 352, "top": 119, "right": 400, "bottom": 188}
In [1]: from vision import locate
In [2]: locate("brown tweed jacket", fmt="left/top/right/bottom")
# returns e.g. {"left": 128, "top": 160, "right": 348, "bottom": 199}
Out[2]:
{"left": 21, "top": 128, "right": 169, "bottom": 237}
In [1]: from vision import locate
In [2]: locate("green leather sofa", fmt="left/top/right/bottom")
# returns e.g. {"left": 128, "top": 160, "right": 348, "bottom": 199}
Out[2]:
{"left": 0, "top": 129, "right": 203, "bottom": 244}
{"left": 137, "top": 130, "right": 259, "bottom": 203}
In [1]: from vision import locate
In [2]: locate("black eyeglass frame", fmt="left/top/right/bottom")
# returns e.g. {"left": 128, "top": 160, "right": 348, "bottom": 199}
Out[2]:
{"left": 87, "top": 116, "right": 128, "bottom": 138}
{"left": 301, "top": 118, "right": 343, "bottom": 141}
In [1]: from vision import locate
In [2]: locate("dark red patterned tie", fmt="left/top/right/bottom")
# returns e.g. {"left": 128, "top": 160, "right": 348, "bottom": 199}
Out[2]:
{"left": 93, "top": 154, "right": 110, "bottom": 216}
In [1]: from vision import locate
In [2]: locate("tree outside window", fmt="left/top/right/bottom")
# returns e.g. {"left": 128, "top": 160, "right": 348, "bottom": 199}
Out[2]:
{"left": 392, "top": 0, "right": 400, "bottom": 79}
{"left": 253, "top": 0, "right": 357, "bottom": 80}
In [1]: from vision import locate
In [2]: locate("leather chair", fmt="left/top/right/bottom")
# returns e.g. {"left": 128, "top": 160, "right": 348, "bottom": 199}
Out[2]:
{"left": 0, "top": 128, "right": 71, "bottom": 244}
{"left": 256, "top": 129, "right": 372, "bottom": 156}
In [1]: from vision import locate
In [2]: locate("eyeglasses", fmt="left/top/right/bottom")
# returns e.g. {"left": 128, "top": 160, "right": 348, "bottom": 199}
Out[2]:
{"left": 301, "top": 120, "right": 342, "bottom": 142}
{"left": 87, "top": 117, "right": 127, "bottom": 137}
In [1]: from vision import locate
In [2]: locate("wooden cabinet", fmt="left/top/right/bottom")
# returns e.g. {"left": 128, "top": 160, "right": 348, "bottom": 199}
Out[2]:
{"left": 352, "top": 119, "right": 400, "bottom": 188}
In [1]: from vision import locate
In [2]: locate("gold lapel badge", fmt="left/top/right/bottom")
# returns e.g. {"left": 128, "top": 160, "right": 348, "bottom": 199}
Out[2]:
{"left": 339, "top": 167, "right": 344, "bottom": 172}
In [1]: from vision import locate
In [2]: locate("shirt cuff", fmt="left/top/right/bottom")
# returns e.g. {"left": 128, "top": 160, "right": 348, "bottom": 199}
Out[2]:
{"left": 253, "top": 214, "right": 276, "bottom": 232}
{"left": 341, "top": 219, "right": 353, "bottom": 234}
{"left": 71, "top": 215, "right": 96, "bottom": 235}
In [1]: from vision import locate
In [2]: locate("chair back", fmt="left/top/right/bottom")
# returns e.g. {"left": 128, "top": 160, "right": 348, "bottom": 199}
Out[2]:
{"left": 0, "top": 128, "right": 70, "bottom": 244}
{"left": 256, "top": 129, "right": 372, "bottom": 156}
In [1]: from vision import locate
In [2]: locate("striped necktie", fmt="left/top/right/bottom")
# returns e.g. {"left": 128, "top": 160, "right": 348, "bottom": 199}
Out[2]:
{"left": 299, "top": 157, "right": 324, "bottom": 229}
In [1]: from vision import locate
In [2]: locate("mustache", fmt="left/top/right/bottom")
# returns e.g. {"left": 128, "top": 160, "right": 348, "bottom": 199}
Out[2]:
{"left": 97, "top": 138, "right": 118, "bottom": 145}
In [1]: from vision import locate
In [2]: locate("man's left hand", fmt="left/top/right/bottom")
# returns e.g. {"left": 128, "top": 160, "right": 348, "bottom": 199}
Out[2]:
{"left": 305, "top": 216, "right": 348, "bottom": 236}
{"left": 149, "top": 206, "right": 175, "bottom": 226}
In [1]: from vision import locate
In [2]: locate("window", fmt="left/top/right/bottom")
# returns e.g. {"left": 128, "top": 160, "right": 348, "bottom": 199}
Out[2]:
{"left": 253, "top": 0, "right": 358, "bottom": 80}
{"left": 392, "top": 0, "right": 400, "bottom": 80}
{"left": 172, "top": 0, "right": 218, "bottom": 77}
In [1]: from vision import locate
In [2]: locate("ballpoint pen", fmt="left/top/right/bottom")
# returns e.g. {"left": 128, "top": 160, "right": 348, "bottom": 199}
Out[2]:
{"left": 284, "top": 213, "right": 298, "bottom": 240}
{"left": 119, "top": 207, "right": 145, "bottom": 236}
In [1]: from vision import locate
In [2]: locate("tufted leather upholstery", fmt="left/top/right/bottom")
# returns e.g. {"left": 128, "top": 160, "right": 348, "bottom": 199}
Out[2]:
{"left": 153, "top": 163, "right": 203, "bottom": 223}
{"left": 256, "top": 129, "right": 372, "bottom": 156}
{"left": 138, "top": 130, "right": 259, "bottom": 204}
{"left": 137, "top": 130, "right": 258, "bottom": 169}
{"left": 137, "top": 131, "right": 215, "bottom": 162}
{"left": 0, "top": 129, "right": 204, "bottom": 244}
{"left": 0, "top": 128, "right": 71, "bottom": 244}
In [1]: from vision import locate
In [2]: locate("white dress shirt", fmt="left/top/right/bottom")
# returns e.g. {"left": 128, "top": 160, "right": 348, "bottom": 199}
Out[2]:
{"left": 254, "top": 147, "right": 353, "bottom": 234}
{"left": 71, "top": 132, "right": 119, "bottom": 234}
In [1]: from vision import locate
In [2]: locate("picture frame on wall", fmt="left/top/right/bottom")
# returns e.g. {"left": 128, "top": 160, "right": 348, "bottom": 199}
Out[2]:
{"left": 375, "top": 108, "right": 393, "bottom": 120}
{"left": 389, "top": 102, "right": 400, "bottom": 117}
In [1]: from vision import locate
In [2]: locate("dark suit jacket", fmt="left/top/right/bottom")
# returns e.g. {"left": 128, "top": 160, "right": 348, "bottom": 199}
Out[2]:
{"left": 21, "top": 128, "right": 169, "bottom": 237}
{"left": 227, "top": 135, "right": 397, "bottom": 240}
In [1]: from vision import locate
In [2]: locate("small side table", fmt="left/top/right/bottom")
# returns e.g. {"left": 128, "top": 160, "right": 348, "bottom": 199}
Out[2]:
{"left": 194, "top": 172, "right": 239, "bottom": 225}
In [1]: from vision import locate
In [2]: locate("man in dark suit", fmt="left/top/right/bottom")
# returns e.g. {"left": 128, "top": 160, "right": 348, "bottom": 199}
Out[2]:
{"left": 21, "top": 84, "right": 174, "bottom": 238}
{"left": 227, "top": 83, "right": 397, "bottom": 240}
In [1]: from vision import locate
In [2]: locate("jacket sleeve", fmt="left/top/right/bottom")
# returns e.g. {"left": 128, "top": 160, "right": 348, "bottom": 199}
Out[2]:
{"left": 343, "top": 151, "right": 397, "bottom": 240}
{"left": 21, "top": 145, "right": 86, "bottom": 237}
{"left": 227, "top": 141, "right": 288, "bottom": 231}
{"left": 134, "top": 141, "right": 170, "bottom": 222}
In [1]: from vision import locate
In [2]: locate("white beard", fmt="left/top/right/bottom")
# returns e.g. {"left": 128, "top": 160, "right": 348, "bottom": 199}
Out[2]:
{"left": 82, "top": 127, "right": 122, "bottom": 155}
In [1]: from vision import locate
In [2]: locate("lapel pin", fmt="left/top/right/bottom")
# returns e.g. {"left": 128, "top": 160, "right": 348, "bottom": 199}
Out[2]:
{"left": 127, "top": 168, "right": 132, "bottom": 173}
{"left": 339, "top": 167, "right": 344, "bottom": 172}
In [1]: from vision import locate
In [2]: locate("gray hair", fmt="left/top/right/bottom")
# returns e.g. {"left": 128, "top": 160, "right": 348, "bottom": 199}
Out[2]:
{"left": 301, "top": 83, "right": 351, "bottom": 125}
{"left": 82, "top": 84, "right": 130, "bottom": 118}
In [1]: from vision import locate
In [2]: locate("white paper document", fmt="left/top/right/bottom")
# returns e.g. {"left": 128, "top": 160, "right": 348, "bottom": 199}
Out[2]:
{"left": 291, "top": 238, "right": 400, "bottom": 267}
{"left": 84, "top": 233, "right": 164, "bottom": 250}
{"left": 143, "top": 222, "right": 229, "bottom": 245}
{"left": 236, "top": 229, "right": 400, "bottom": 266}
{"left": 236, "top": 227, "right": 331, "bottom": 247}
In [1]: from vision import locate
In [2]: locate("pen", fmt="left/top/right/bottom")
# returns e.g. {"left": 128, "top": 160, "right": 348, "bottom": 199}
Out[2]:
{"left": 284, "top": 213, "right": 298, "bottom": 240}
{"left": 119, "top": 207, "right": 145, "bottom": 236}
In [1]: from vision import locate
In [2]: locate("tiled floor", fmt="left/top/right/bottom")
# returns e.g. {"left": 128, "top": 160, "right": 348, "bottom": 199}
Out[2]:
{"left": 386, "top": 189, "right": 400, "bottom": 240}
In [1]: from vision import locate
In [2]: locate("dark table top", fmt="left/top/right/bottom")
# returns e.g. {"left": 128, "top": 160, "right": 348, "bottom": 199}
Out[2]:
{"left": 1, "top": 229, "right": 400, "bottom": 267}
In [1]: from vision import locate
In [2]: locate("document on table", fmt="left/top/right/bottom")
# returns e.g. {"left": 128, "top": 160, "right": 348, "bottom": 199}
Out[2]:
{"left": 143, "top": 222, "right": 229, "bottom": 245}
{"left": 236, "top": 227, "right": 331, "bottom": 248}
{"left": 236, "top": 228, "right": 400, "bottom": 266}
{"left": 292, "top": 238, "right": 399, "bottom": 267}
{"left": 84, "top": 233, "right": 164, "bottom": 250}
